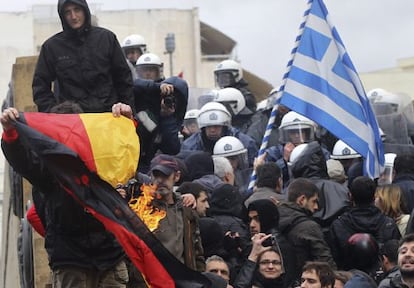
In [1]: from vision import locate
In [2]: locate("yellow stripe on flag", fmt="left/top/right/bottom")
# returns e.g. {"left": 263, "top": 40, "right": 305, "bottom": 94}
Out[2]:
{"left": 80, "top": 113, "right": 139, "bottom": 187}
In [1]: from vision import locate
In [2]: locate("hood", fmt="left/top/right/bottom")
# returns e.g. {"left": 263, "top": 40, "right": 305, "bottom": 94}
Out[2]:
{"left": 209, "top": 184, "right": 243, "bottom": 217}
{"left": 193, "top": 175, "right": 224, "bottom": 195}
{"left": 57, "top": 0, "right": 91, "bottom": 33}
{"left": 183, "top": 151, "right": 214, "bottom": 181}
{"left": 291, "top": 141, "right": 329, "bottom": 179}
{"left": 339, "top": 205, "right": 389, "bottom": 237}
{"left": 198, "top": 217, "right": 227, "bottom": 257}
{"left": 247, "top": 199, "right": 279, "bottom": 233}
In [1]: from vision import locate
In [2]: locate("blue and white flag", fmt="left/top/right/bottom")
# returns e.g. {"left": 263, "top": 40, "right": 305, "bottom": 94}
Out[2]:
{"left": 279, "top": 0, "right": 384, "bottom": 178}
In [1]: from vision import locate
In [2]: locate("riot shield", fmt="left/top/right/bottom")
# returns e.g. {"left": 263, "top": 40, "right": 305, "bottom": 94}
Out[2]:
{"left": 376, "top": 112, "right": 412, "bottom": 145}
{"left": 383, "top": 143, "right": 414, "bottom": 155}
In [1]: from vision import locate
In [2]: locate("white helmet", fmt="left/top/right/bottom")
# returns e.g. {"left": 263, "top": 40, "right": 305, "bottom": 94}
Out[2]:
{"left": 214, "top": 59, "right": 243, "bottom": 88}
{"left": 214, "top": 87, "right": 246, "bottom": 116}
{"left": 213, "top": 136, "right": 247, "bottom": 157}
{"left": 197, "top": 102, "right": 231, "bottom": 129}
{"left": 331, "top": 140, "right": 361, "bottom": 160}
{"left": 136, "top": 53, "right": 163, "bottom": 80}
{"left": 264, "top": 86, "right": 282, "bottom": 108}
{"left": 279, "top": 111, "right": 315, "bottom": 144}
{"left": 184, "top": 109, "right": 200, "bottom": 120}
{"left": 183, "top": 109, "right": 200, "bottom": 136}
{"left": 213, "top": 136, "right": 248, "bottom": 170}
{"left": 288, "top": 143, "right": 309, "bottom": 165}
{"left": 121, "top": 34, "right": 147, "bottom": 54}
{"left": 367, "top": 88, "right": 389, "bottom": 102}
{"left": 372, "top": 92, "right": 402, "bottom": 113}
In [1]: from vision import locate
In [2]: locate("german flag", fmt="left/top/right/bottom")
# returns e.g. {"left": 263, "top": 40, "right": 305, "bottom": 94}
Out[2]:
{"left": 9, "top": 112, "right": 211, "bottom": 288}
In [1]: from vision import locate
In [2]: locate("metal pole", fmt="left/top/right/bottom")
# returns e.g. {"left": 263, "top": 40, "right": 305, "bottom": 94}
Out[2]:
{"left": 169, "top": 52, "right": 173, "bottom": 77}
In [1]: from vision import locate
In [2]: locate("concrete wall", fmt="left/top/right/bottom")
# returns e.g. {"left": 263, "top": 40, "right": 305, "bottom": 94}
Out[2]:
{"left": 360, "top": 58, "right": 414, "bottom": 97}
{"left": 0, "top": 13, "right": 35, "bottom": 104}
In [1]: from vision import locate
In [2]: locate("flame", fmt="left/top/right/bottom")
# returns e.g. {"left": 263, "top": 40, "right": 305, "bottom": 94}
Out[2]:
{"left": 129, "top": 183, "right": 166, "bottom": 232}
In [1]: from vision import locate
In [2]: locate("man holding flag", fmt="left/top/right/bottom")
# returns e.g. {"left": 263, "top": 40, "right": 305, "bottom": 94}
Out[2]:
{"left": 1, "top": 107, "right": 133, "bottom": 287}
{"left": 253, "top": 0, "right": 384, "bottom": 189}
{"left": 1, "top": 107, "right": 211, "bottom": 287}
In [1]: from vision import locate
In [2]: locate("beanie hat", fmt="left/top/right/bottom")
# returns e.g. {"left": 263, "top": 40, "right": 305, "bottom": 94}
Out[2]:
{"left": 184, "top": 151, "right": 214, "bottom": 181}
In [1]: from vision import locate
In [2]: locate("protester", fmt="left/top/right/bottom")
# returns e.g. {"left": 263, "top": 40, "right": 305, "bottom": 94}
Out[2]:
{"left": 1, "top": 106, "right": 134, "bottom": 287}
{"left": 33, "top": 0, "right": 134, "bottom": 114}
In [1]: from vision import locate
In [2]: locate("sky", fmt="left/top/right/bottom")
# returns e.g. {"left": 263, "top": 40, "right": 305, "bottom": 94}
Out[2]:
{"left": 1, "top": 0, "right": 414, "bottom": 87}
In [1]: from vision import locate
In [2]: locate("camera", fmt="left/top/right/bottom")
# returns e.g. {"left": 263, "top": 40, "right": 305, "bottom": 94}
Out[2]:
{"left": 262, "top": 235, "right": 276, "bottom": 247}
{"left": 163, "top": 95, "right": 175, "bottom": 109}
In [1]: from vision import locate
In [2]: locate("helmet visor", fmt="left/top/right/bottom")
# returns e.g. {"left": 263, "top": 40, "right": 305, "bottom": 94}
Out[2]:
{"left": 137, "top": 65, "right": 161, "bottom": 80}
{"left": 227, "top": 151, "right": 249, "bottom": 170}
{"left": 215, "top": 72, "right": 236, "bottom": 88}
{"left": 183, "top": 119, "right": 199, "bottom": 134}
{"left": 280, "top": 125, "right": 314, "bottom": 145}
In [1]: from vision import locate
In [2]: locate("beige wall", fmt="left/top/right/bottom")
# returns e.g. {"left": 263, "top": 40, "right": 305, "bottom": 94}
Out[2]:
{"left": 0, "top": 13, "right": 35, "bottom": 102}
{"left": 360, "top": 58, "right": 414, "bottom": 98}
{"left": 98, "top": 8, "right": 209, "bottom": 88}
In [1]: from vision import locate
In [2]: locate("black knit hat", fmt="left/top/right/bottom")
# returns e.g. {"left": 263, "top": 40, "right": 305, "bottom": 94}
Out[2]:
{"left": 248, "top": 199, "right": 279, "bottom": 233}
{"left": 184, "top": 151, "right": 214, "bottom": 181}
{"left": 209, "top": 184, "right": 243, "bottom": 218}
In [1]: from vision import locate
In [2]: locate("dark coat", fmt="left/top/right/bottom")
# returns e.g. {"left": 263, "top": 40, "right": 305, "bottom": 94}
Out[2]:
{"left": 291, "top": 141, "right": 351, "bottom": 228}
{"left": 232, "top": 259, "right": 285, "bottom": 288}
{"left": 330, "top": 205, "right": 401, "bottom": 269}
{"left": 393, "top": 173, "right": 414, "bottom": 213}
{"left": 2, "top": 133, "right": 124, "bottom": 271}
{"left": 278, "top": 202, "right": 337, "bottom": 280}
{"left": 389, "top": 274, "right": 411, "bottom": 288}
{"left": 233, "top": 80, "right": 257, "bottom": 113}
{"left": 134, "top": 77, "right": 188, "bottom": 172}
{"left": 246, "top": 108, "right": 282, "bottom": 149}
{"left": 33, "top": 0, "right": 133, "bottom": 113}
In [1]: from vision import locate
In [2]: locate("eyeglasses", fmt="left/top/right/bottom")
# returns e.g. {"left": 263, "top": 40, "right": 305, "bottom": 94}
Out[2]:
{"left": 259, "top": 260, "right": 282, "bottom": 266}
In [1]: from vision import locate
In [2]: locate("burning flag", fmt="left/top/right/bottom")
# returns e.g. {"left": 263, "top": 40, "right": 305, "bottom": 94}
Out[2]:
{"left": 3, "top": 112, "right": 211, "bottom": 288}
{"left": 129, "top": 183, "right": 166, "bottom": 232}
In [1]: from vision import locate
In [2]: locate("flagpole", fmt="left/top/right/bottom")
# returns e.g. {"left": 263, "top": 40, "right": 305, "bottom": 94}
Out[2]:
{"left": 247, "top": 0, "right": 314, "bottom": 193}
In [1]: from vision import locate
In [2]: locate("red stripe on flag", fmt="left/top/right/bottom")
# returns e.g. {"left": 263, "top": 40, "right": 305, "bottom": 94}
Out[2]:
{"left": 23, "top": 113, "right": 97, "bottom": 173}
{"left": 87, "top": 207, "right": 176, "bottom": 288}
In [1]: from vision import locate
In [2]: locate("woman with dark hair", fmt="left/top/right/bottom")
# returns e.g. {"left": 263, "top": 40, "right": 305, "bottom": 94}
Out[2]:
{"left": 233, "top": 234, "right": 284, "bottom": 288}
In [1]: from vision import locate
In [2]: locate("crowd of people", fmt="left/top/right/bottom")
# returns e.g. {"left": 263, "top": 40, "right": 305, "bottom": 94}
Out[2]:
{"left": 2, "top": 0, "right": 414, "bottom": 287}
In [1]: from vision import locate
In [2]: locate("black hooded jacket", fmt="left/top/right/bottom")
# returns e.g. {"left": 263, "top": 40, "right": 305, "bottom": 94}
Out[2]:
{"left": 291, "top": 141, "right": 351, "bottom": 227}
{"left": 278, "top": 201, "right": 337, "bottom": 280}
{"left": 330, "top": 204, "right": 401, "bottom": 269}
{"left": 33, "top": 0, "right": 134, "bottom": 113}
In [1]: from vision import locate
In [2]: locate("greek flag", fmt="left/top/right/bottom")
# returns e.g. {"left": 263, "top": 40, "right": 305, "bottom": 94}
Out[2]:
{"left": 279, "top": 0, "right": 384, "bottom": 178}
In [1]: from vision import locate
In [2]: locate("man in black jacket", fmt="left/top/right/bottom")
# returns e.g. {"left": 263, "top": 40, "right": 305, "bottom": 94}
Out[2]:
{"left": 1, "top": 106, "right": 133, "bottom": 287}
{"left": 278, "top": 177, "right": 336, "bottom": 282}
{"left": 393, "top": 154, "right": 414, "bottom": 213}
{"left": 33, "top": 0, "right": 134, "bottom": 114}
{"left": 330, "top": 176, "right": 401, "bottom": 270}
